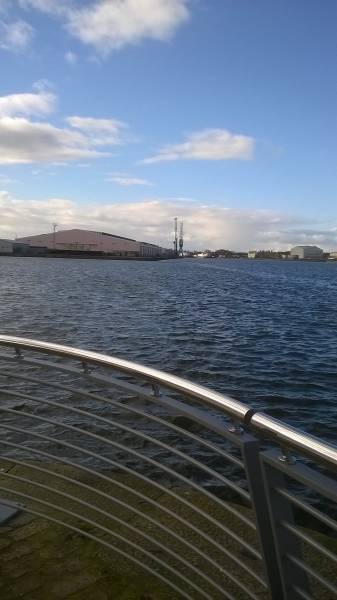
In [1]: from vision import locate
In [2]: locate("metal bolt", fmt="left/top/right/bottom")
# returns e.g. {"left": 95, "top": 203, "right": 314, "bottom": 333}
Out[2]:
{"left": 81, "top": 361, "right": 91, "bottom": 374}
{"left": 14, "top": 347, "right": 22, "bottom": 359}
{"left": 278, "top": 446, "right": 296, "bottom": 464}
{"left": 228, "top": 420, "right": 243, "bottom": 435}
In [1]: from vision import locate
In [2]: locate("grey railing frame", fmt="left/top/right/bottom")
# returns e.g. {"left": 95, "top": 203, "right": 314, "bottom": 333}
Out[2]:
{"left": 0, "top": 335, "right": 335, "bottom": 600}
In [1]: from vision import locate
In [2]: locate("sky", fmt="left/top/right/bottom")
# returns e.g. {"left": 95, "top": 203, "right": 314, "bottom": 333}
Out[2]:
{"left": 0, "top": 0, "right": 336, "bottom": 250}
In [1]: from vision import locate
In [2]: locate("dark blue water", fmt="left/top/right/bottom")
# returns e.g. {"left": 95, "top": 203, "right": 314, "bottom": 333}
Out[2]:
{"left": 0, "top": 256, "right": 336, "bottom": 443}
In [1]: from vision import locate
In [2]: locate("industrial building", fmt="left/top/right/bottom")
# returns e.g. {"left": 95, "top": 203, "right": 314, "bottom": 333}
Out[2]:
{"left": 0, "top": 239, "right": 13, "bottom": 254}
{"left": 15, "top": 229, "right": 170, "bottom": 258}
{"left": 290, "top": 245, "right": 323, "bottom": 260}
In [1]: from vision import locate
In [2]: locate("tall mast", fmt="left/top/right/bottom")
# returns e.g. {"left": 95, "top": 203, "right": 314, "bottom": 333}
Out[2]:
{"left": 174, "top": 217, "right": 178, "bottom": 255}
{"left": 179, "top": 220, "right": 184, "bottom": 255}
{"left": 52, "top": 223, "right": 58, "bottom": 249}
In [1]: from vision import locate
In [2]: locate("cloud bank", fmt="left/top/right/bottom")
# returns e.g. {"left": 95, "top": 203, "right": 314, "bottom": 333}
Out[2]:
{"left": 1, "top": 191, "right": 336, "bottom": 251}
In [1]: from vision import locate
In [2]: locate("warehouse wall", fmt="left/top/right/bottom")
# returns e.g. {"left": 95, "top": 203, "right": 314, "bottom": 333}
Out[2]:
{"left": 0, "top": 239, "right": 14, "bottom": 254}
{"left": 16, "top": 229, "right": 140, "bottom": 255}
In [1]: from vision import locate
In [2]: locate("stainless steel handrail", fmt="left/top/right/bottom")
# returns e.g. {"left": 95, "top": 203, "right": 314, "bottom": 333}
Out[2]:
{"left": 251, "top": 413, "right": 337, "bottom": 468}
{"left": 0, "top": 335, "right": 252, "bottom": 422}
{"left": 0, "top": 335, "right": 336, "bottom": 467}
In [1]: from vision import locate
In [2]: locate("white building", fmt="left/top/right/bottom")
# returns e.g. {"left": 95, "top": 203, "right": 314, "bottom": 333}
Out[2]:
{"left": 248, "top": 251, "right": 257, "bottom": 259}
{"left": 290, "top": 245, "right": 323, "bottom": 259}
{"left": 15, "top": 229, "right": 170, "bottom": 257}
{"left": 0, "top": 239, "right": 13, "bottom": 254}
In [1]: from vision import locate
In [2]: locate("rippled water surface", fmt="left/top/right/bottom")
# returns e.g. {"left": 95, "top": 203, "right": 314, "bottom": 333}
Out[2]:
{"left": 0, "top": 256, "right": 336, "bottom": 442}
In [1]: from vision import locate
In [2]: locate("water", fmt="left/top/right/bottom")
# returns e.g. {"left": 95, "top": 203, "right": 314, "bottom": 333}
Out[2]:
{"left": 0, "top": 256, "right": 336, "bottom": 443}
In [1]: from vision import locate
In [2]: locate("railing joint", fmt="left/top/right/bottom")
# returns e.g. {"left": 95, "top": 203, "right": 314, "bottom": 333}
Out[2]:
{"left": 81, "top": 361, "right": 91, "bottom": 374}
{"left": 14, "top": 347, "right": 23, "bottom": 360}
{"left": 151, "top": 384, "right": 161, "bottom": 397}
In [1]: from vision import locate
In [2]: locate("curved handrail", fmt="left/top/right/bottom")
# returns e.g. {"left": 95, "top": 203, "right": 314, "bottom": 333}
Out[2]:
{"left": 0, "top": 335, "right": 336, "bottom": 467}
{"left": 0, "top": 335, "right": 252, "bottom": 422}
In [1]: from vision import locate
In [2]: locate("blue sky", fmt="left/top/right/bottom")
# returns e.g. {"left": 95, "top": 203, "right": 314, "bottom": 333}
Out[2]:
{"left": 0, "top": 0, "right": 336, "bottom": 250}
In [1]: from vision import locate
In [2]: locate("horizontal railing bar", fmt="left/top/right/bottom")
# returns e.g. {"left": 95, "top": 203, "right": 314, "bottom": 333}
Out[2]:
{"left": 0, "top": 487, "right": 194, "bottom": 600}
{"left": 0, "top": 418, "right": 262, "bottom": 562}
{"left": 277, "top": 488, "right": 337, "bottom": 534}
{"left": 0, "top": 353, "right": 252, "bottom": 449}
{"left": 0, "top": 336, "right": 253, "bottom": 423}
{"left": 292, "top": 586, "right": 314, "bottom": 600}
{"left": 262, "top": 449, "right": 337, "bottom": 504}
{"left": 0, "top": 442, "right": 265, "bottom": 589}
{"left": 0, "top": 387, "right": 250, "bottom": 507}
{"left": 0, "top": 369, "right": 245, "bottom": 469}
{"left": 287, "top": 554, "right": 337, "bottom": 596}
{"left": 252, "top": 413, "right": 337, "bottom": 468}
{"left": 1, "top": 411, "right": 256, "bottom": 560}
{"left": 0, "top": 453, "right": 259, "bottom": 599}
{"left": 282, "top": 521, "right": 337, "bottom": 565}
{"left": 0, "top": 394, "right": 252, "bottom": 538}
{"left": 0, "top": 470, "right": 221, "bottom": 600}
{"left": 0, "top": 448, "right": 237, "bottom": 586}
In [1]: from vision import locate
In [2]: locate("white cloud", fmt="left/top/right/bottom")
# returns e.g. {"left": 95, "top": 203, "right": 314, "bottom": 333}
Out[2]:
{"left": 20, "top": 0, "right": 190, "bottom": 54}
{"left": 107, "top": 172, "right": 153, "bottom": 187}
{"left": 1, "top": 191, "right": 336, "bottom": 251}
{"left": 0, "top": 89, "right": 56, "bottom": 117}
{"left": 65, "top": 50, "right": 77, "bottom": 64}
{"left": 0, "top": 19, "right": 34, "bottom": 52}
{"left": 66, "top": 116, "right": 129, "bottom": 145}
{"left": 68, "top": 0, "right": 189, "bottom": 53}
{"left": 0, "top": 117, "right": 110, "bottom": 164}
{"left": 143, "top": 129, "right": 255, "bottom": 163}
{"left": 0, "top": 89, "right": 131, "bottom": 164}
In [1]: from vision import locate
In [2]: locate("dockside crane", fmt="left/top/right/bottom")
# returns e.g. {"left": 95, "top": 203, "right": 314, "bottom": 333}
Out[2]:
{"left": 173, "top": 217, "right": 184, "bottom": 256}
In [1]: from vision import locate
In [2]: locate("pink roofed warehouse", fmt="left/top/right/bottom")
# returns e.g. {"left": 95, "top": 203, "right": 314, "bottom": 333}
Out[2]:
{"left": 16, "top": 229, "right": 171, "bottom": 257}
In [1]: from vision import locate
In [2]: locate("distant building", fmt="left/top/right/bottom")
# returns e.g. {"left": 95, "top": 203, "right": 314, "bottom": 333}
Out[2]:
{"left": 0, "top": 239, "right": 13, "bottom": 254}
{"left": 14, "top": 242, "right": 47, "bottom": 256}
{"left": 290, "top": 245, "right": 323, "bottom": 260}
{"left": 328, "top": 251, "right": 337, "bottom": 260}
{"left": 248, "top": 250, "right": 282, "bottom": 259}
{"left": 140, "top": 242, "right": 169, "bottom": 257}
{"left": 15, "top": 229, "right": 171, "bottom": 257}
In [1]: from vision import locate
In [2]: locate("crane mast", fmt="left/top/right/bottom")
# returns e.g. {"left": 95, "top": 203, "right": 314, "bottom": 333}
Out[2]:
{"left": 173, "top": 217, "right": 178, "bottom": 255}
{"left": 179, "top": 220, "right": 184, "bottom": 256}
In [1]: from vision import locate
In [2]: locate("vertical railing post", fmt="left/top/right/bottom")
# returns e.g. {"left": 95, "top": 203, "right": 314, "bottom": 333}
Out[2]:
{"left": 241, "top": 437, "right": 284, "bottom": 599}
{"left": 259, "top": 449, "right": 310, "bottom": 599}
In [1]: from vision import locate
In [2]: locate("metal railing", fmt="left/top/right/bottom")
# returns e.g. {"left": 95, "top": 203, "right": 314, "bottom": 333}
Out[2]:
{"left": 0, "top": 335, "right": 335, "bottom": 599}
